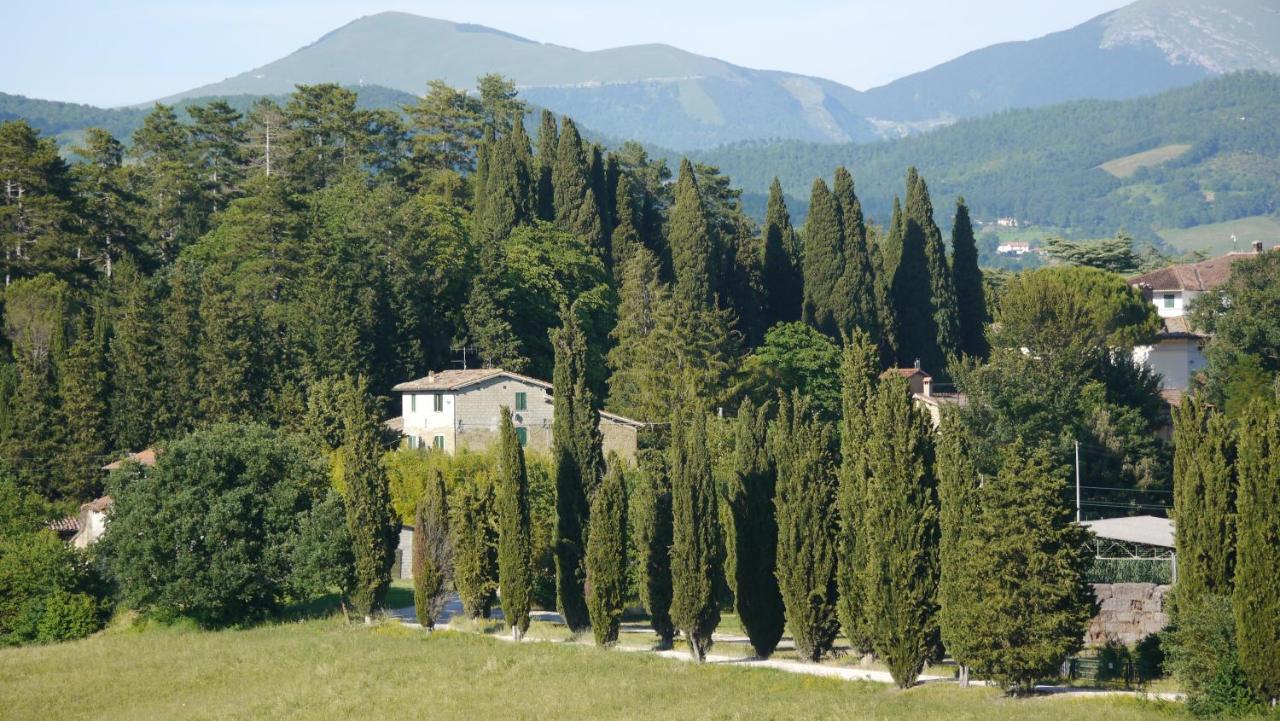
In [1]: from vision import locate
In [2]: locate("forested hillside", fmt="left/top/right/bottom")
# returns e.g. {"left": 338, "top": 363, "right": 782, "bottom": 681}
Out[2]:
{"left": 700, "top": 73, "right": 1280, "bottom": 240}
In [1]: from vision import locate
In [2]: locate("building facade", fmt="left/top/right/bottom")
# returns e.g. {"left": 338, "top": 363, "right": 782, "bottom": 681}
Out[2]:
{"left": 389, "top": 369, "right": 644, "bottom": 462}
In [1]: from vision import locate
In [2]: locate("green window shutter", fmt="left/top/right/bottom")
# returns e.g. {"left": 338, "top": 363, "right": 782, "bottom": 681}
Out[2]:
{"left": 515, "top": 392, "right": 527, "bottom": 411}
{"left": 433, "top": 393, "right": 444, "bottom": 412}
{"left": 410, "top": 394, "right": 416, "bottom": 412}
{"left": 433, "top": 435, "right": 445, "bottom": 450}
{"left": 515, "top": 427, "right": 528, "bottom": 447}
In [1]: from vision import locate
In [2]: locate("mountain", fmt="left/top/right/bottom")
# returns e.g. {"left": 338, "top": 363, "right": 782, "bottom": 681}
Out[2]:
{"left": 696, "top": 72, "right": 1280, "bottom": 246}
{"left": 158, "top": 12, "right": 879, "bottom": 150}
{"left": 851, "top": 0, "right": 1280, "bottom": 124}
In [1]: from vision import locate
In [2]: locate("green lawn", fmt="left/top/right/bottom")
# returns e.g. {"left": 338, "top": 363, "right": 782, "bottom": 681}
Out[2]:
{"left": 0, "top": 618, "right": 1182, "bottom": 721}
{"left": 1157, "top": 215, "right": 1280, "bottom": 257}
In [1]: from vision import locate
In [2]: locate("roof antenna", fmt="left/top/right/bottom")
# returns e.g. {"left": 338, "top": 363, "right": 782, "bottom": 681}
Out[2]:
{"left": 450, "top": 345, "right": 476, "bottom": 370}
{"left": 1231, "top": 234, "right": 1238, "bottom": 252}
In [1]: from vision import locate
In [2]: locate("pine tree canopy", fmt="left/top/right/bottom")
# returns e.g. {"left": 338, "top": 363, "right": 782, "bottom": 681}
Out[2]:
{"left": 801, "top": 178, "right": 843, "bottom": 338}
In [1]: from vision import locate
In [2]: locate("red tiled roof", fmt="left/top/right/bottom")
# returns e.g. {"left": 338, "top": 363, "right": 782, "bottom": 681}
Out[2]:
{"left": 102, "top": 448, "right": 158, "bottom": 471}
{"left": 392, "top": 369, "right": 553, "bottom": 393}
{"left": 1129, "top": 251, "right": 1258, "bottom": 292}
{"left": 81, "top": 496, "right": 113, "bottom": 513}
{"left": 880, "top": 367, "right": 931, "bottom": 381}
{"left": 48, "top": 516, "right": 80, "bottom": 533}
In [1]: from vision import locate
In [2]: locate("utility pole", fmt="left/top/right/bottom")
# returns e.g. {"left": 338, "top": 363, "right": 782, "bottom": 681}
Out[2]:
{"left": 1075, "top": 440, "right": 1082, "bottom": 523}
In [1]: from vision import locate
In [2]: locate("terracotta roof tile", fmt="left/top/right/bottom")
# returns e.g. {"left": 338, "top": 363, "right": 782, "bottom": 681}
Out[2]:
{"left": 102, "top": 448, "right": 158, "bottom": 471}
{"left": 1129, "top": 251, "right": 1258, "bottom": 292}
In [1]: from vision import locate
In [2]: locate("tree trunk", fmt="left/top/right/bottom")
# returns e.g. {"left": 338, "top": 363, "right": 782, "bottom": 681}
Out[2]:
{"left": 959, "top": 665, "right": 969, "bottom": 688}
{"left": 339, "top": 598, "right": 350, "bottom": 625}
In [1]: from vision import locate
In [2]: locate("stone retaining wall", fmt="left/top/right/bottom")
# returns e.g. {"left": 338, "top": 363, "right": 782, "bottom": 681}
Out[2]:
{"left": 1086, "top": 582, "right": 1170, "bottom": 646}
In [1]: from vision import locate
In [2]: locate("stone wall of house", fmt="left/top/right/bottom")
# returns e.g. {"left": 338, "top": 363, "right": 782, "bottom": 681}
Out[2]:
{"left": 601, "top": 420, "right": 638, "bottom": 462}
{"left": 1086, "top": 583, "right": 1171, "bottom": 646}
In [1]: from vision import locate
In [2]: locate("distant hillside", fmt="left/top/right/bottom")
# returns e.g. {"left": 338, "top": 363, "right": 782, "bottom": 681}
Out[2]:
{"left": 852, "top": 0, "right": 1280, "bottom": 123}
{"left": 141, "top": 2, "right": 1280, "bottom": 150}
{"left": 155, "top": 12, "right": 879, "bottom": 150}
{"left": 697, "top": 73, "right": 1280, "bottom": 244}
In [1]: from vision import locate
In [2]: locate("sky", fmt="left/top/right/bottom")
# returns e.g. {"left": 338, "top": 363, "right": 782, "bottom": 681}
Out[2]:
{"left": 5, "top": 0, "right": 1130, "bottom": 107}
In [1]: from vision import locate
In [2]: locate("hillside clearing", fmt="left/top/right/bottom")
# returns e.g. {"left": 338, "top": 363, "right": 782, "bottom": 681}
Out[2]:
{"left": 0, "top": 619, "right": 1178, "bottom": 721}
{"left": 1099, "top": 144, "right": 1192, "bottom": 178}
{"left": 1157, "top": 215, "right": 1280, "bottom": 256}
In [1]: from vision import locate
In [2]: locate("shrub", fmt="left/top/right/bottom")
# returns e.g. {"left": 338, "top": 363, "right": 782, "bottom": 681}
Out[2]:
{"left": 292, "top": 489, "right": 356, "bottom": 619}
{"left": 101, "top": 423, "right": 327, "bottom": 627}
{"left": 36, "top": 590, "right": 99, "bottom": 643}
{"left": 1164, "top": 594, "right": 1260, "bottom": 717}
{"left": 0, "top": 528, "right": 102, "bottom": 646}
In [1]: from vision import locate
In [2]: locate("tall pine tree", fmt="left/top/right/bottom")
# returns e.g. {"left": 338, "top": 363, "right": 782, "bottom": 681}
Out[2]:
{"left": 412, "top": 471, "right": 452, "bottom": 630}
{"left": 906, "top": 170, "right": 959, "bottom": 374}
{"left": 551, "top": 118, "right": 604, "bottom": 257}
{"left": 771, "top": 393, "right": 840, "bottom": 662}
{"left": 632, "top": 449, "right": 675, "bottom": 648}
{"left": 497, "top": 407, "right": 533, "bottom": 640}
{"left": 727, "top": 398, "right": 785, "bottom": 658}
{"left": 832, "top": 167, "right": 877, "bottom": 339}
{"left": 669, "top": 158, "right": 715, "bottom": 311}
{"left": 836, "top": 330, "right": 879, "bottom": 655}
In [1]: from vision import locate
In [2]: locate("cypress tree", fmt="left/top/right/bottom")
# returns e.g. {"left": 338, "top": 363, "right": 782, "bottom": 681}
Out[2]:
{"left": 760, "top": 177, "right": 802, "bottom": 329}
{"left": 551, "top": 305, "right": 602, "bottom": 632}
{"left": 109, "top": 265, "right": 161, "bottom": 448}
{"left": 892, "top": 172, "right": 939, "bottom": 371}
{"left": 669, "top": 158, "right": 715, "bottom": 310}
{"left": 606, "top": 246, "right": 672, "bottom": 422}
{"left": 1233, "top": 401, "right": 1280, "bottom": 703}
{"left": 957, "top": 441, "right": 1094, "bottom": 694}
{"left": 413, "top": 471, "right": 452, "bottom": 630}
{"left": 157, "top": 260, "right": 203, "bottom": 437}
{"left": 452, "top": 476, "right": 499, "bottom": 619}
{"left": 873, "top": 199, "right": 902, "bottom": 366}
{"left": 497, "top": 407, "right": 533, "bottom": 639}
{"left": 950, "top": 198, "right": 989, "bottom": 360}
{"left": 935, "top": 412, "right": 985, "bottom": 687}
{"left": 610, "top": 173, "right": 642, "bottom": 274}
{"left": 587, "top": 454, "right": 628, "bottom": 646}
{"left": 833, "top": 167, "right": 877, "bottom": 338}
{"left": 632, "top": 449, "right": 675, "bottom": 648}
{"left": 57, "top": 306, "right": 111, "bottom": 498}
{"left": 836, "top": 330, "right": 879, "bottom": 655}
{"left": 862, "top": 375, "right": 940, "bottom": 687}
{"left": 340, "top": 375, "right": 398, "bottom": 621}
{"left": 771, "top": 393, "right": 840, "bottom": 662}
{"left": 906, "top": 169, "right": 959, "bottom": 373}
{"left": 552, "top": 118, "right": 604, "bottom": 255}
{"left": 465, "top": 242, "right": 527, "bottom": 372}
{"left": 801, "top": 178, "right": 843, "bottom": 338}
{"left": 1172, "top": 397, "right": 1236, "bottom": 606}
{"left": 669, "top": 405, "right": 723, "bottom": 662}
{"left": 727, "top": 398, "right": 785, "bottom": 658}
{"left": 474, "top": 116, "right": 534, "bottom": 245}
{"left": 535, "top": 109, "right": 558, "bottom": 222}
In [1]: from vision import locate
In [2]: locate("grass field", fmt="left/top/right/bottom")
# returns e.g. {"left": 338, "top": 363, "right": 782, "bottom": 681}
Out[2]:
{"left": 1157, "top": 215, "right": 1280, "bottom": 256}
{"left": 0, "top": 617, "right": 1183, "bottom": 721}
{"left": 1099, "top": 145, "right": 1193, "bottom": 179}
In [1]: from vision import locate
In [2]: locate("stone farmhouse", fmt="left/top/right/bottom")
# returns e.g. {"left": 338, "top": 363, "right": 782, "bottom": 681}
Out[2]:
{"left": 387, "top": 369, "right": 646, "bottom": 462}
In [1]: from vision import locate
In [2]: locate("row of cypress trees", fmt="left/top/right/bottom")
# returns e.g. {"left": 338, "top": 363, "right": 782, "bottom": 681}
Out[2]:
{"left": 1171, "top": 396, "right": 1280, "bottom": 707}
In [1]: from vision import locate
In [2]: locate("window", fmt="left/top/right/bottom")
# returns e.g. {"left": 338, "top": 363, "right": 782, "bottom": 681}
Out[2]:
{"left": 433, "top": 435, "right": 445, "bottom": 450}
{"left": 1163, "top": 293, "right": 1176, "bottom": 309}
{"left": 515, "top": 392, "right": 527, "bottom": 411}
{"left": 410, "top": 394, "right": 416, "bottom": 413}
{"left": 433, "top": 393, "right": 444, "bottom": 412}
{"left": 407, "top": 436, "right": 418, "bottom": 450}
{"left": 515, "top": 427, "right": 528, "bottom": 447}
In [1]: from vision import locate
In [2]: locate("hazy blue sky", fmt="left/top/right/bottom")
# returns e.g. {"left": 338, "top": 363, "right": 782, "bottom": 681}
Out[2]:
{"left": 6, "top": 0, "right": 1129, "bottom": 106}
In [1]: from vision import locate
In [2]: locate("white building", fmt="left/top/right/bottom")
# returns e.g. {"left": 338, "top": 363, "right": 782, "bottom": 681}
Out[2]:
{"left": 996, "top": 240, "right": 1031, "bottom": 255}
{"left": 1129, "top": 243, "right": 1265, "bottom": 392}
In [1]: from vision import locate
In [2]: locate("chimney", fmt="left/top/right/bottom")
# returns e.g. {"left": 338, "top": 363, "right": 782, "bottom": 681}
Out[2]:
{"left": 913, "top": 358, "right": 921, "bottom": 370}
{"left": 1253, "top": 240, "right": 1264, "bottom": 253}
{"left": 923, "top": 376, "right": 933, "bottom": 398}
{"left": 427, "top": 371, "right": 435, "bottom": 382}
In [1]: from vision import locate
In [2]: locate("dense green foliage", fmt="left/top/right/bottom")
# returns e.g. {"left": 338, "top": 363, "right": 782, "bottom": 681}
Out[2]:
{"left": 101, "top": 424, "right": 326, "bottom": 627}
{"left": 737, "top": 322, "right": 841, "bottom": 419}
{"left": 586, "top": 457, "right": 628, "bottom": 647}
{"left": 945, "top": 441, "right": 1094, "bottom": 694}
{"left": 1193, "top": 248, "right": 1280, "bottom": 416}
{"left": 726, "top": 399, "right": 785, "bottom": 659}
{"left": 1165, "top": 594, "right": 1260, "bottom": 717}
{"left": 339, "top": 377, "right": 398, "bottom": 618}
{"left": 292, "top": 489, "right": 357, "bottom": 620}
{"left": 496, "top": 408, "right": 533, "bottom": 639}
{"left": 836, "top": 331, "right": 878, "bottom": 655}
{"left": 770, "top": 394, "right": 840, "bottom": 662}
